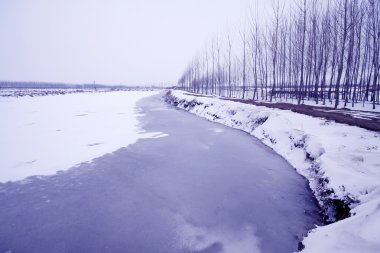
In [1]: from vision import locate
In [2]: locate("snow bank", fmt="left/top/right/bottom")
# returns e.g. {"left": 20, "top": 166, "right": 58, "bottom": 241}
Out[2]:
{"left": 0, "top": 90, "right": 162, "bottom": 182}
{"left": 165, "top": 90, "right": 380, "bottom": 253}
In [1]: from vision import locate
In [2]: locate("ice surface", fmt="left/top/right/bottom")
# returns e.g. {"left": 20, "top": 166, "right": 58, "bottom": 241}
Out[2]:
{"left": 0, "top": 90, "right": 162, "bottom": 182}
{"left": 174, "top": 214, "right": 261, "bottom": 253}
{"left": 0, "top": 94, "right": 320, "bottom": 253}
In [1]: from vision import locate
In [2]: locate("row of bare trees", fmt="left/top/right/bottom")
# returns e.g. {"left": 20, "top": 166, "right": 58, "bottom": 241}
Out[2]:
{"left": 178, "top": 0, "right": 379, "bottom": 109}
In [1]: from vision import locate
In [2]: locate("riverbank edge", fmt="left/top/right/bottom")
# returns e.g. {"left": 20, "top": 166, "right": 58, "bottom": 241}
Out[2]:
{"left": 164, "top": 89, "right": 380, "bottom": 253}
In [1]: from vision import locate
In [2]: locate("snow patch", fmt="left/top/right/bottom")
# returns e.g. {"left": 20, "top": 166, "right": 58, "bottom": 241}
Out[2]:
{"left": 0, "top": 91, "right": 162, "bottom": 182}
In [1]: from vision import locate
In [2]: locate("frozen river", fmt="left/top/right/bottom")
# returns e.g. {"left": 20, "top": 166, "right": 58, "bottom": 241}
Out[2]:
{"left": 0, "top": 94, "right": 321, "bottom": 253}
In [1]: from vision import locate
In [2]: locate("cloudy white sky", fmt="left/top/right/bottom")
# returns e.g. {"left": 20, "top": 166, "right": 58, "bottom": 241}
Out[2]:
{"left": 0, "top": 0, "right": 273, "bottom": 85}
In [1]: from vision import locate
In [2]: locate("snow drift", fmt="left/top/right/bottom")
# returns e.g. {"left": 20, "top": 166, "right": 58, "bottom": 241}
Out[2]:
{"left": 165, "top": 90, "right": 380, "bottom": 253}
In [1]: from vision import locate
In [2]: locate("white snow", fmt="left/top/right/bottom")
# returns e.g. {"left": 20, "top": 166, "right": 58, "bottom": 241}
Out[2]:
{"left": 302, "top": 191, "right": 380, "bottom": 253}
{"left": 167, "top": 90, "right": 380, "bottom": 253}
{"left": 0, "top": 90, "right": 164, "bottom": 183}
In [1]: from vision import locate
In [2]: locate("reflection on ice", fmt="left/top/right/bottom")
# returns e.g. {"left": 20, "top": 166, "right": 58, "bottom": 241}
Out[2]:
{"left": 210, "top": 128, "right": 224, "bottom": 133}
{"left": 174, "top": 215, "right": 261, "bottom": 253}
{"left": 139, "top": 131, "right": 169, "bottom": 139}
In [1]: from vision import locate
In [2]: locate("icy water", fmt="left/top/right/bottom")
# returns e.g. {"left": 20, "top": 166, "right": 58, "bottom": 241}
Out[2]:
{"left": 0, "top": 94, "right": 321, "bottom": 253}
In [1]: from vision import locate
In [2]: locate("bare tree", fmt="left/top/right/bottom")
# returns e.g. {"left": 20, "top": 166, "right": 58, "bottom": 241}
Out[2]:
{"left": 178, "top": 0, "right": 378, "bottom": 109}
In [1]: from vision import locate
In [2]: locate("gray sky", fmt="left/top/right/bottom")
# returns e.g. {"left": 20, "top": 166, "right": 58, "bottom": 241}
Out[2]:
{"left": 0, "top": 0, "right": 272, "bottom": 85}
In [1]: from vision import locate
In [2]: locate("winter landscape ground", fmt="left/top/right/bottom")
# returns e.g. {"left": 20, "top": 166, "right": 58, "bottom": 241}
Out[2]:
{"left": 0, "top": 88, "right": 378, "bottom": 252}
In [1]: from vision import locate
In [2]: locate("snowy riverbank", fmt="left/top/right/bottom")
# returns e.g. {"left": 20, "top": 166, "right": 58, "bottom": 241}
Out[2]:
{"left": 0, "top": 90, "right": 163, "bottom": 183}
{"left": 165, "top": 90, "right": 380, "bottom": 253}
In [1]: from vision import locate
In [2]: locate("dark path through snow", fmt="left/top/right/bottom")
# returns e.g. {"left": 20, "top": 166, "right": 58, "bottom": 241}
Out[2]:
{"left": 0, "top": 94, "right": 321, "bottom": 253}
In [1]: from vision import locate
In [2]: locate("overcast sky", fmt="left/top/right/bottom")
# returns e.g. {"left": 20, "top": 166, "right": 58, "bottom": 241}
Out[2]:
{"left": 0, "top": 0, "right": 273, "bottom": 85}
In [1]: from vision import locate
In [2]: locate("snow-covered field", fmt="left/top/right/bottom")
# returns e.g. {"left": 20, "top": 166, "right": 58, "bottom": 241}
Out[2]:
{"left": 166, "top": 90, "right": 380, "bottom": 253}
{"left": 0, "top": 88, "right": 92, "bottom": 97}
{"left": 0, "top": 90, "right": 163, "bottom": 183}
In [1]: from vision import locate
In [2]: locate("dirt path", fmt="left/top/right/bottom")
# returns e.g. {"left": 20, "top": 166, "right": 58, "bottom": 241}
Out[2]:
{"left": 224, "top": 99, "right": 380, "bottom": 132}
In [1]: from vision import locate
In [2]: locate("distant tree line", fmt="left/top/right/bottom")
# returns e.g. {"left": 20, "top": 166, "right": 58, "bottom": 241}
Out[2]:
{"left": 0, "top": 81, "right": 167, "bottom": 90}
{"left": 0, "top": 81, "right": 107, "bottom": 89}
{"left": 178, "top": 0, "right": 380, "bottom": 109}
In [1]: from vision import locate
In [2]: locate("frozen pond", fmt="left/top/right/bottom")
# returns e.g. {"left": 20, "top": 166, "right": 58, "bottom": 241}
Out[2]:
{"left": 0, "top": 94, "right": 321, "bottom": 253}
